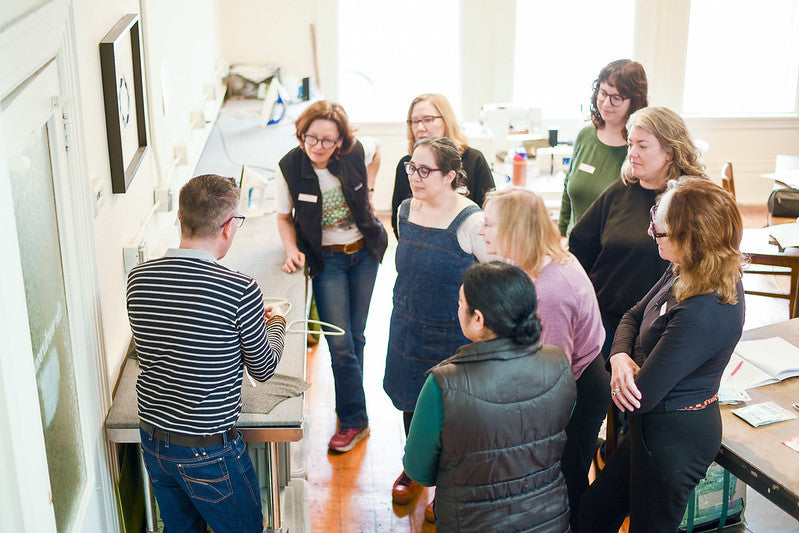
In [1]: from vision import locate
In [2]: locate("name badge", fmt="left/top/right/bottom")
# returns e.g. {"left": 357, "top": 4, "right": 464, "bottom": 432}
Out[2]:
{"left": 353, "top": 183, "right": 363, "bottom": 191}
{"left": 659, "top": 302, "right": 668, "bottom": 316}
{"left": 578, "top": 162, "right": 596, "bottom": 174}
{"left": 298, "top": 193, "right": 317, "bottom": 203}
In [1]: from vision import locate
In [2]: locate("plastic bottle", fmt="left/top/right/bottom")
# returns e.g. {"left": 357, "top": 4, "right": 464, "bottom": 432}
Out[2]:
{"left": 512, "top": 149, "right": 527, "bottom": 186}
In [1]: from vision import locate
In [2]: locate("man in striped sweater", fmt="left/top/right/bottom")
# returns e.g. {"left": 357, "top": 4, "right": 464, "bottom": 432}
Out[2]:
{"left": 127, "top": 174, "right": 285, "bottom": 532}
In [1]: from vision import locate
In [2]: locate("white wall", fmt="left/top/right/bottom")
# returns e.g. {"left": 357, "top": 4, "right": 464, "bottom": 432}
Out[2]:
{"left": 69, "top": 0, "right": 223, "bottom": 384}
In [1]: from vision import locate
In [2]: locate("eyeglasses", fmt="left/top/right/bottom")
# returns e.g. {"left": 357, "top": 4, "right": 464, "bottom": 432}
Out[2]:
{"left": 597, "top": 89, "right": 628, "bottom": 107}
{"left": 302, "top": 134, "right": 340, "bottom": 149}
{"left": 221, "top": 215, "right": 246, "bottom": 228}
{"left": 406, "top": 115, "right": 443, "bottom": 128}
{"left": 649, "top": 206, "right": 667, "bottom": 239}
{"left": 404, "top": 162, "right": 441, "bottom": 179}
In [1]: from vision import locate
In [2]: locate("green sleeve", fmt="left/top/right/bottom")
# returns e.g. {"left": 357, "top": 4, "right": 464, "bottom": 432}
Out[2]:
{"left": 402, "top": 374, "right": 444, "bottom": 486}
{"left": 558, "top": 172, "right": 572, "bottom": 237}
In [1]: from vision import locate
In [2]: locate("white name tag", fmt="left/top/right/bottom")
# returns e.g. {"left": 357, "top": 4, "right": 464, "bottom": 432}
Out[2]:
{"left": 660, "top": 302, "right": 668, "bottom": 316}
{"left": 578, "top": 162, "right": 596, "bottom": 174}
{"left": 298, "top": 193, "right": 318, "bottom": 203}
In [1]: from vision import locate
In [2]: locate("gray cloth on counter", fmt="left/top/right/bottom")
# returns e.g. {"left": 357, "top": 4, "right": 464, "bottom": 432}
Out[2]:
{"left": 243, "top": 373, "right": 311, "bottom": 414}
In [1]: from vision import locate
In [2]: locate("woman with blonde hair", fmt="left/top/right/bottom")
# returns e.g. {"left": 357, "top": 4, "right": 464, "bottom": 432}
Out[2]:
{"left": 580, "top": 177, "right": 745, "bottom": 532}
{"left": 480, "top": 187, "right": 605, "bottom": 529}
{"left": 390, "top": 93, "right": 494, "bottom": 238}
{"left": 569, "top": 107, "right": 705, "bottom": 363}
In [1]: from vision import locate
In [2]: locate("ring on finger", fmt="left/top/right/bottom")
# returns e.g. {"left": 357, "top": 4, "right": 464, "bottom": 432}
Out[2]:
{"left": 611, "top": 387, "right": 621, "bottom": 396}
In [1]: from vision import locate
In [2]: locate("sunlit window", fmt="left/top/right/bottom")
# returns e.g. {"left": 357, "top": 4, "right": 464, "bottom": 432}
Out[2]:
{"left": 513, "top": 0, "right": 635, "bottom": 120}
{"left": 683, "top": 0, "right": 799, "bottom": 116}
{"left": 338, "top": 0, "right": 460, "bottom": 122}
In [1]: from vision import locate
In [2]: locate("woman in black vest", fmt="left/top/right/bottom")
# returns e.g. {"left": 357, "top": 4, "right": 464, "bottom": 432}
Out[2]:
{"left": 403, "top": 262, "right": 576, "bottom": 532}
{"left": 275, "top": 101, "right": 387, "bottom": 453}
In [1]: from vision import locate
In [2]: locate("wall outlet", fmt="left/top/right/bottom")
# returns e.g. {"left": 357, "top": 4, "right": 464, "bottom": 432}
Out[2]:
{"left": 123, "top": 240, "right": 148, "bottom": 273}
{"left": 154, "top": 186, "right": 177, "bottom": 212}
{"left": 174, "top": 144, "right": 187, "bottom": 166}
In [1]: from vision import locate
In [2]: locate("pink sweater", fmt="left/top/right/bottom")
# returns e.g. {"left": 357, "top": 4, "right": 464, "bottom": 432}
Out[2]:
{"left": 535, "top": 256, "right": 605, "bottom": 379}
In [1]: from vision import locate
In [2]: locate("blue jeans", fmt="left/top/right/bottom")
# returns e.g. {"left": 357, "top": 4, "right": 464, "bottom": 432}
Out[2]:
{"left": 139, "top": 428, "right": 262, "bottom": 533}
{"left": 312, "top": 247, "right": 379, "bottom": 429}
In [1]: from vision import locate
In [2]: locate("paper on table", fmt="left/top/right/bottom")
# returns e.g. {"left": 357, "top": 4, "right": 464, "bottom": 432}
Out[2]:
{"left": 784, "top": 435, "right": 799, "bottom": 453}
{"left": 735, "top": 337, "right": 799, "bottom": 380}
{"left": 766, "top": 222, "right": 799, "bottom": 250}
{"left": 721, "top": 352, "right": 775, "bottom": 391}
{"left": 718, "top": 382, "right": 751, "bottom": 404}
{"left": 732, "top": 401, "right": 798, "bottom": 427}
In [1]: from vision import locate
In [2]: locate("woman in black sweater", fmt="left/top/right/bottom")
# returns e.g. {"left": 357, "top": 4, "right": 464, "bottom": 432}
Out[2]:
{"left": 569, "top": 107, "right": 707, "bottom": 361}
{"left": 390, "top": 93, "right": 494, "bottom": 239}
{"left": 579, "top": 177, "right": 745, "bottom": 532}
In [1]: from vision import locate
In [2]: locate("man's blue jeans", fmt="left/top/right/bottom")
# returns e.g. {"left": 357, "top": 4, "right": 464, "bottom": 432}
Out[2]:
{"left": 312, "top": 247, "right": 379, "bottom": 429}
{"left": 139, "top": 428, "right": 262, "bottom": 533}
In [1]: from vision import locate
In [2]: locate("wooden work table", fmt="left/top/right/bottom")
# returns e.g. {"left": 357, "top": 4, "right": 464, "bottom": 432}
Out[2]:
{"left": 717, "top": 318, "right": 799, "bottom": 520}
{"left": 105, "top": 213, "right": 308, "bottom": 533}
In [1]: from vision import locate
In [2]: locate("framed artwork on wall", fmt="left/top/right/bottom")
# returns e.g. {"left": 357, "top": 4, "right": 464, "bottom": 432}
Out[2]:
{"left": 100, "top": 14, "right": 148, "bottom": 194}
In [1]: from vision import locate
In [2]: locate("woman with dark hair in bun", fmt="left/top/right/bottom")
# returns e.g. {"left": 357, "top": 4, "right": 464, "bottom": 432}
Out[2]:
{"left": 403, "top": 262, "right": 577, "bottom": 532}
{"left": 384, "top": 137, "right": 491, "bottom": 514}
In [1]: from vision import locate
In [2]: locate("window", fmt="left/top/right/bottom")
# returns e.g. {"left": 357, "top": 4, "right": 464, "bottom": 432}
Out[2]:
{"left": 513, "top": 0, "right": 635, "bottom": 120}
{"left": 683, "top": 0, "right": 799, "bottom": 116}
{"left": 338, "top": 0, "right": 460, "bottom": 122}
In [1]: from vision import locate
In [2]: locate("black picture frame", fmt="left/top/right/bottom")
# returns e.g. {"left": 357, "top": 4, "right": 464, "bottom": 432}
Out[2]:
{"left": 100, "top": 14, "right": 148, "bottom": 194}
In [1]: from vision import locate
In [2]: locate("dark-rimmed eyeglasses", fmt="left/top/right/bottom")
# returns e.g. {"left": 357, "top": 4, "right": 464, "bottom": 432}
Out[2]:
{"left": 597, "top": 89, "right": 628, "bottom": 107}
{"left": 302, "top": 134, "right": 340, "bottom": 149}
{"left": 404, "top": 162, "right": 441, "bottom": 179}
{"left": 649, "top": 206, "right": 667, "bottom": 239}
{"left": 221, "top": 215, "right": 246, "bottom": 228}
{"left": 406, "top": 115, "right": 443, "bottom": 128}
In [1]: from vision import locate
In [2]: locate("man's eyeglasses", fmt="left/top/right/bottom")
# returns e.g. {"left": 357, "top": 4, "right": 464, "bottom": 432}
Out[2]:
{"left": 407, "top": 115, "right": 443, "bottom": 128}
{"left": 597, "top": 89, "right": 628, "bottom": 107}
{"left": 221, "top": 215, "right": 246, "bottom": 228}
{"left": 404, "top": 162, "right": 441, "bottom": 179}
{"left": 649, "top": 206, "right": 667, "bottom": 239}
{"left": 303, "top": 134, "right": 340, "bottom": 149}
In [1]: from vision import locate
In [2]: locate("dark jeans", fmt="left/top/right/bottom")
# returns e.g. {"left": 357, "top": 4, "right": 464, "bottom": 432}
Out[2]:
{"left": 561, "top": 354, "right": 611, "bottom": 532}
{"left": 312, "top": 247, "right": 379, "bottom": 429}
{"left": 578, "top": 405, "right": 722, "bottom": 533}
{"left": 139, "top": 428, "right": 262, "bottom": 533}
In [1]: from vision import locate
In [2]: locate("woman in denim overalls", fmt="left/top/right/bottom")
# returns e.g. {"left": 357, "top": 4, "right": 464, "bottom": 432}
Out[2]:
{"left": 384, "top": 137, "right": 491, "bottom": 518}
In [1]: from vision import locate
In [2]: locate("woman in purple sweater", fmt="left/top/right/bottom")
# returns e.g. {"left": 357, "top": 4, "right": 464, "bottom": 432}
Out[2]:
{"left": 480, "top": 187, "right": 605, "bottom": 530}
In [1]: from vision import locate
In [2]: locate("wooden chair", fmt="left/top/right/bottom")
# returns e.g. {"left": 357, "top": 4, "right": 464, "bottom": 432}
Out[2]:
{"left": 723, "top": 161, "right": 799, "bottom": 316}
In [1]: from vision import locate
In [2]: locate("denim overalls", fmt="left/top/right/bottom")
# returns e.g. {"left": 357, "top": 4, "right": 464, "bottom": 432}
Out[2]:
{"left": 384, "top": 199, "right": 480, "bottom": 411}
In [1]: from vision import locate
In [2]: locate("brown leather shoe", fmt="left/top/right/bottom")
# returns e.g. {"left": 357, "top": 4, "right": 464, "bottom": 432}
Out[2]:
{"left": 424, "top": 499, "right": 435, "bottom": 523}
{"left": 392, "top": 471, "right": 419, "bottom": 505}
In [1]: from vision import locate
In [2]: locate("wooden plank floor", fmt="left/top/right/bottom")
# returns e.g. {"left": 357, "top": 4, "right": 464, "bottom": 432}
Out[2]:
{"left": 303, "top": 208, "right": 797, "bottom": 532}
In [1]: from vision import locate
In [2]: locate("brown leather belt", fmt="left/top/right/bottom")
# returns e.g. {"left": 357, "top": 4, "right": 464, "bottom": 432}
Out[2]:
{"left": 322, "top": 238, "right": 365, "bottom": 254}
{"left": 140, "top": 420, "right": 237, "bottom": 447}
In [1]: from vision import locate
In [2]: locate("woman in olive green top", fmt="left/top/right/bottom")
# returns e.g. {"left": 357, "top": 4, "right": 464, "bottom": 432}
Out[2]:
{"left": 558, "top": 59, "right": 648, "bottom": 237}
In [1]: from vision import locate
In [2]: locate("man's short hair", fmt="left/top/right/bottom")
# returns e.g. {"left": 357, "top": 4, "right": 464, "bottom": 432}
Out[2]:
{"left": 179, "top": 174, "right": 240, "bottom": 238}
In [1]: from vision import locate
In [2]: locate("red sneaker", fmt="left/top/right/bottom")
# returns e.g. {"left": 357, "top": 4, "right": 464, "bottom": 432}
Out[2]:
{"left": 328, "top": 426, "right": 370, "bottom": 452}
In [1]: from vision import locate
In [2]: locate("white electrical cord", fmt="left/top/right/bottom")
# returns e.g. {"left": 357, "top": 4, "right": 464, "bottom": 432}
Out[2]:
{"left": 263, "top": 296, "right": 292, "bottom": 316}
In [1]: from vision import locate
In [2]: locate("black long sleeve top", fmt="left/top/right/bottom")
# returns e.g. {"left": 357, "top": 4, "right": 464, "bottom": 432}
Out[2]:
{"left": 568, "top": 179, "right": 670, "bottom": 329}
{"left": 390, "top": 146, "right": 494, "bottom": 238}
{"left": 611, "top": 269, "right": 745, "bottom": 413}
